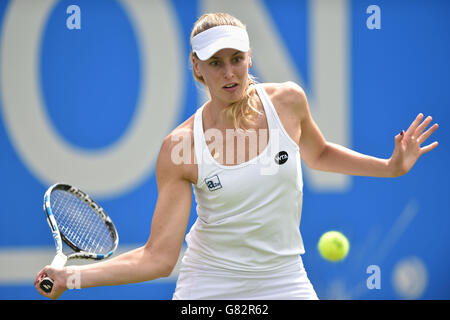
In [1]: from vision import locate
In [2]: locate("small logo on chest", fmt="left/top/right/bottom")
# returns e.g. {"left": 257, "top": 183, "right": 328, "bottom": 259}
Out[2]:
{"left": 275, "top": 151, "right": 289, "bottom": 165}
{"left": 205, "top": 175, "right": 222, "bottom": 191}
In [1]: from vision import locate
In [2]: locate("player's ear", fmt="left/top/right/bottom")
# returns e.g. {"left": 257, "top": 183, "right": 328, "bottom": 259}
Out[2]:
{"left": 191, "top": 54, "right": 202, "bottom": 78}
{"left": 247, "top": 50, "right": 253, "bottom": 69}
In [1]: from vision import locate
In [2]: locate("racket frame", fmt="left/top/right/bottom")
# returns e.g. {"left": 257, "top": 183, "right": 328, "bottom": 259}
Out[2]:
{"left": 44, "top": 183, "right": 119, "bottom": 261}
{"left": 40, "top": 183, "right": 119, "bottom": 293}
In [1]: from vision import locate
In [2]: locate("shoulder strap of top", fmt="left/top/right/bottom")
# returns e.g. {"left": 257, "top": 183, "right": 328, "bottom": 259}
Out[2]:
{"left": 254, "top": 83, "right": 280, "bottom": 130}
{"left": 193, "top": 105, "right": 205, "bottom": 183}
{"left": 254, "top": 83, "right": 299, "bottom": 150}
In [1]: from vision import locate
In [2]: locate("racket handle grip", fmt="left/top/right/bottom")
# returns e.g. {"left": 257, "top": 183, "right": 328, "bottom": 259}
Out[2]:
{"left": 40, "top": 277, "right": 54, "bottom": 293}
{"left": 40, "top": 253, "right": 67, "bottom": 293}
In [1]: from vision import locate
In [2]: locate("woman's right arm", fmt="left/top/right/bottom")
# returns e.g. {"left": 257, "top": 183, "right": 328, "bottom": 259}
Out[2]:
{"left": 35, "top": 134, "right": 193, "bottom": 299}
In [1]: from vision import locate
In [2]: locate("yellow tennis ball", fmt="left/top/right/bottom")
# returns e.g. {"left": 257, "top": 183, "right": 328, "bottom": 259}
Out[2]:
{"left": 318, "top": 231, "right": 350, "bottom": 262}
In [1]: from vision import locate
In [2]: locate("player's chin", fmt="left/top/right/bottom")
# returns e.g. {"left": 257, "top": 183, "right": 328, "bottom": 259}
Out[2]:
{"left": 224, "top": 90, "right": 246, "bottom": 105}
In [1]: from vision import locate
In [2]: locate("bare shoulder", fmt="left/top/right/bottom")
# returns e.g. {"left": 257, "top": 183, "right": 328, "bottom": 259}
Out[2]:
{"left": 156, "top": 114, "right": 196, "bottom": 184}
{"left": 260, "top": 81, "right": 308, "bottom": 119}
{"left": 165, "top": 114, "right": 195, "bottom": 146}
{"left": 260, "top": 81, "right": 306, "bottom": 98}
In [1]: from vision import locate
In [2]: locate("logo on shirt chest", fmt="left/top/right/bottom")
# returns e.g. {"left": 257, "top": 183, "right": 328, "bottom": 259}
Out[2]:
{"left": 205, "top": 175, "right": 222, "bottom": 191}
{"left": 274, "top": 151, "right": 289, "bottom": 165}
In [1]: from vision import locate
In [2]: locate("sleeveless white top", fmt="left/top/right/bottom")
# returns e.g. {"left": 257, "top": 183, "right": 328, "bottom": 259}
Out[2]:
{"left": 180, "top": 83, "right": 305, "bottom": 274}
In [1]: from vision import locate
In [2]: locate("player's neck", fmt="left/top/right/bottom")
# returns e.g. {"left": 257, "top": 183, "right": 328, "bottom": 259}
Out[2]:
{"left": 203, "top": 99, "right": 238, "bottom": 130}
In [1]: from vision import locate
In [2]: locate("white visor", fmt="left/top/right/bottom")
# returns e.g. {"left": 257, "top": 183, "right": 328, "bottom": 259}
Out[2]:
{"left": 191, "top": 25, "right": 250, "bottom": 61}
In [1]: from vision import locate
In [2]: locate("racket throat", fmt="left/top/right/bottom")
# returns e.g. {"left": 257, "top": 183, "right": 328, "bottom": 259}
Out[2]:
{"left": 50, "top": 252, "right": 68, "bottom": 269}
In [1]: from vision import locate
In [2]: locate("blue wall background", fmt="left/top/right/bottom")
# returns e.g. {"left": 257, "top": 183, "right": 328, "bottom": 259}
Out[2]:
{"left": 0, "top": 0, "right": 448, "bottom": 300}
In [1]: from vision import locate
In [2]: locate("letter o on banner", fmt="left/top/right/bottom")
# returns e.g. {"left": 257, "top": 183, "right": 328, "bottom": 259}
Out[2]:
{"left": 0, "top": 0, "right": 183, "bottom": 197}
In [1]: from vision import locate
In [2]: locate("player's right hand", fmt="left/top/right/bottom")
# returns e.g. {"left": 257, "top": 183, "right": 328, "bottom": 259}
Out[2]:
{"left": 35, "top": 266, "right": 67, "bottom": 300}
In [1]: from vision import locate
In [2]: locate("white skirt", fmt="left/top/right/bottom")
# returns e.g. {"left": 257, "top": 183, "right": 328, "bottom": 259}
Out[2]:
{"left": 172, "top": 258, "right": 318, "bottom": 300}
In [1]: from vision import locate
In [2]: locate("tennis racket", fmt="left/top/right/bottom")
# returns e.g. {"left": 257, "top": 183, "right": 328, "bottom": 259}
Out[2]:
{"left": 39, "top": 183, "right": 119, "bottom": 293}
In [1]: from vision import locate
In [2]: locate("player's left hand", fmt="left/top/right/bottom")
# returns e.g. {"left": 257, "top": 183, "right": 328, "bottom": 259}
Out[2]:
{"left": 388, "top": 113, "right": 439, "bottom": 177}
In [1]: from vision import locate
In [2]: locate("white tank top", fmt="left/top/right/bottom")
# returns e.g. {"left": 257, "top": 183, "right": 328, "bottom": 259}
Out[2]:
{"left": 182, "top": 83, "right": 305, "bottom": 273}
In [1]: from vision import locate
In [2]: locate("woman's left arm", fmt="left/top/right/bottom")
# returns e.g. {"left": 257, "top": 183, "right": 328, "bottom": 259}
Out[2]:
{"left": 288, "top": 83, "right": 439, "bottom": 178}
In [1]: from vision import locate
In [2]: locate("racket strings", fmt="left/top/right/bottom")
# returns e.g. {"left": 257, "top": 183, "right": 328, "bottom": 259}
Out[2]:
{"left": 51, "top": 190, "right": 114, "bottom": 254}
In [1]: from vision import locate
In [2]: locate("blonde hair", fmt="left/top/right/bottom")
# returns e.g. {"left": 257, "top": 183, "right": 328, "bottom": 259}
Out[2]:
{"left": 190, "top": 13, "right": 261, "bottom": 130}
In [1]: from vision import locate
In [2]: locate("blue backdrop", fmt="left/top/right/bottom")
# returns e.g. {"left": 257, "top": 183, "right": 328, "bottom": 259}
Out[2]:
{"left": 0, "top": 0, "right": 449, "bottom": 300}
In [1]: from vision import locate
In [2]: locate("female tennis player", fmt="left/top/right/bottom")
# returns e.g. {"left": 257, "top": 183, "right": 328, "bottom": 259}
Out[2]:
{"left": 35, "top": 13, "right": 439, "bottom": 300}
